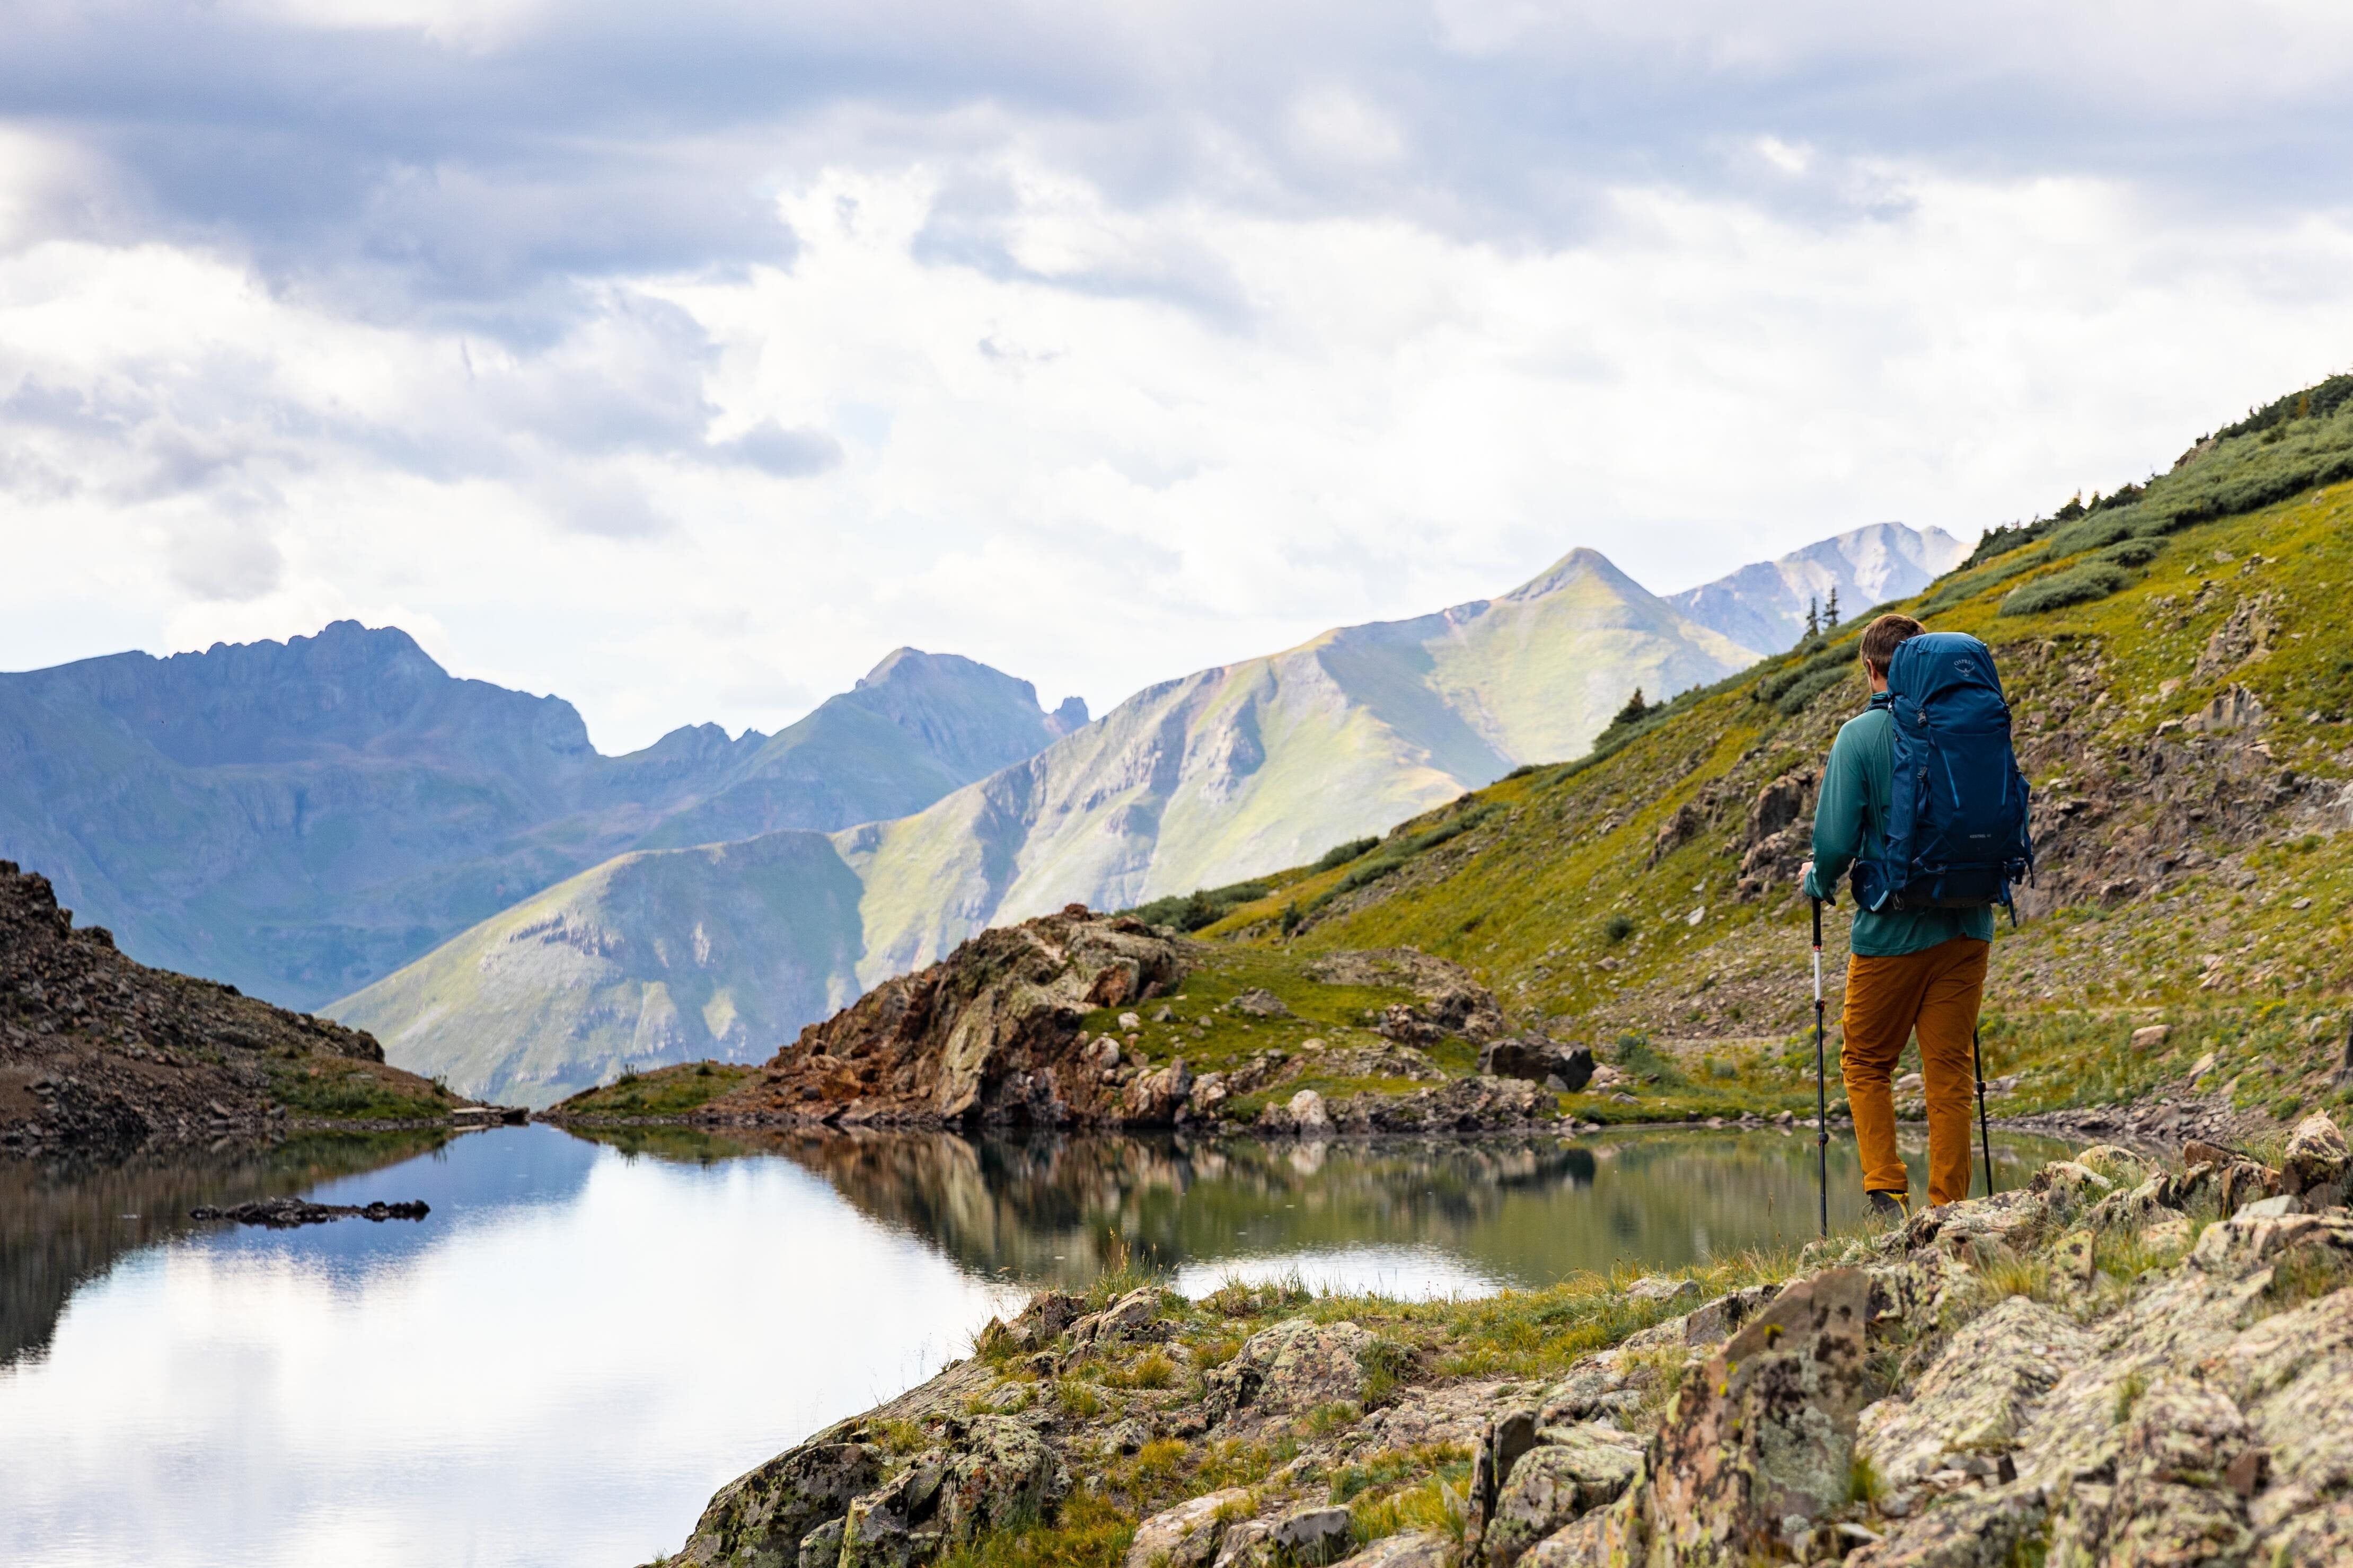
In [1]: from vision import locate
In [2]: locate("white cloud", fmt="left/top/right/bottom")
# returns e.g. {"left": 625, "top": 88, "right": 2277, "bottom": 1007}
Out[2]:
{"left": 5, "top": 3, "right": 2353, "bottom": 749}
{"left": 7, "top": 147, "right": 2353, "bottom": 752}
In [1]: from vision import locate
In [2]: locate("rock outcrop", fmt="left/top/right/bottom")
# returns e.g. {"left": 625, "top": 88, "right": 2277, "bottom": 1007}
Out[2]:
{"left": 1486, "top": 1123, "right": 2353, "bottom": 1567}
{"left": 655, "top": 1128, "right": 2353, "bottom": 1568}
{"left": 593, "top": 911, "right": 1556, "bottom": 1135}
{"left": 0, "top": 860, "right": 456, "bottom": 1153}
{"left": 677, "top": 908, "right": 1189, "bottom": 1129}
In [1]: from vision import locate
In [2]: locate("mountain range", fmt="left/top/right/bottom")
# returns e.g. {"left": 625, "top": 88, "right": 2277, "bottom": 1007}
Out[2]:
{"left": 0, "top": 630, "right": 1083, "bottom": 1012}
{"left": 321, "top": 524, "right": 1963, "bottom": 1103}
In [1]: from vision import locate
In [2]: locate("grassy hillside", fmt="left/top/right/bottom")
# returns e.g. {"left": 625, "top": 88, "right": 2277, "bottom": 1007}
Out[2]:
{"left": 329, "top": 831, "right": 866, "bottom": 1106}
{"left": 1184, "top": 376, "right": 2353, "bottom": 1133}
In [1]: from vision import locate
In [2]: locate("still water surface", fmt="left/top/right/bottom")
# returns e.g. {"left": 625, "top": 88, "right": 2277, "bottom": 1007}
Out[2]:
{"left": 0, "top": 1122, "right": 2076, "bottom": 1567}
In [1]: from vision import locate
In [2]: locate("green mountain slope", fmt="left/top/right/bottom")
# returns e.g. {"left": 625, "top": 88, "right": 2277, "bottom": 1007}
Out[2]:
{"left": 329, "top": 831, "right": 866, "bottom": 1106}
{"left": 1196, "top": 373, "right": 2353, "bottom": 1132}
{"left": 846, "top": 546, "right": 1758, "bottom": 985}
{"left": 0, "top": 633, "right": 1074, "bottom": 1010}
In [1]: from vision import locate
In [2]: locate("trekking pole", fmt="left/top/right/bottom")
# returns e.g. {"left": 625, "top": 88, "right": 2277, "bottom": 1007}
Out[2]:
{"left": 1812, "top": 897, "right": 1828, "bottom": 1237}
{"left": 1973, "top": 1025, "right": 1996, "bottom": 1198}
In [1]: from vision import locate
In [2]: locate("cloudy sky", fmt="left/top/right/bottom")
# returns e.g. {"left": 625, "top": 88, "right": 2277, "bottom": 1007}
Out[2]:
{"left": 4, "top": 1, "right": 2351, "bottom": 750}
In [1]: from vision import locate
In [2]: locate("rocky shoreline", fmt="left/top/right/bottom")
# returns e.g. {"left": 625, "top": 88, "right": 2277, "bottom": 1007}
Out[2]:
{"left": 647, "top": 1116, "right": 2353, "bottom": 1568}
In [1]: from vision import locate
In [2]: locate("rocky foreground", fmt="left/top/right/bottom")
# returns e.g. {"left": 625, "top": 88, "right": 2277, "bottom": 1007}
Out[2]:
{"left": 0, "top": 860, "right": 468, "bottom": 1153}
{"left": 650, "top": 1118, "right": 2353, "bottom": 1568}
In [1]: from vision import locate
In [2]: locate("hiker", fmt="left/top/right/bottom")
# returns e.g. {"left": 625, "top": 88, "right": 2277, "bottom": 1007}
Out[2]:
{"left": 1799, "top": 613, "right": 2028, "bottom": 1217}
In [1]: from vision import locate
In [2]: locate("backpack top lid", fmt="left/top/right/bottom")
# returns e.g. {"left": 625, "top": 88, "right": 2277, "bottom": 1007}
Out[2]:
{"left": 1885, "top": 631, "right": 2007, "bottom": 719}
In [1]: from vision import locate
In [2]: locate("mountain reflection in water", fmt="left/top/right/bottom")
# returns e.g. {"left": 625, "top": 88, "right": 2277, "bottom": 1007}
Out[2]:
{"left": 579, "top": 1123, "right": 2082, "bottom": 1292}
{"left": 0, "top": 1130, "right": 456, "bottom": 1368}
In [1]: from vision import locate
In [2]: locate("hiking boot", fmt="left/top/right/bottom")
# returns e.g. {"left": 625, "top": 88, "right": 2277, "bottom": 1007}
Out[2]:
{"left": 1865, "top": 1189, "right": 1909, "bottom": 1222}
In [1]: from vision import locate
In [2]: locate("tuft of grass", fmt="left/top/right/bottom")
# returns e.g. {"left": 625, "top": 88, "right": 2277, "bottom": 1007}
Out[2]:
{"left": 2261, "top": 1245, "right": 2353, "bottom": 1315}
{"left": 1359, "top": 1336, "right": 1415, "bottom": 1408}
{"left": 1972, "top": 1242, "right": 2057, "bottom": 1304}
{"left": 1849, "top": 1450, "right": 1886, "bottom": 1506}
{"left": 928, "top": 1490, "right": 1136, "bottom": 1568}
{"left": 1302, "top": 1401, "right": 1364, "bottom": 1438}
{"left": 1056, "top": 1381, "right": 1104, "bottom": 1419}
{"left": 1104, "top": 1350, "right": 1177, "bottom": 1390}
{"left": 874, "top": 1418, "right": 930, "bottom": 1454}
{"left": 2112, "top": 1369, "right": 2151, "bottom": 1427}
{"left": 1132, "top": 1439, "right": 1187, "bottom": 1484}
{"left": 1350, "top": 1473, "right": 1469, "bottom": 1547}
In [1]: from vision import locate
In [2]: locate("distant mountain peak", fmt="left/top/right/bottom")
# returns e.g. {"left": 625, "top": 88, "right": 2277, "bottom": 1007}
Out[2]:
{"left": 856, "top": 646, "right": 933, "bottom": 688}
{"left": 1665, "top": 522, "right": 1967, "bottom": 656}
{"left": 1499, "top": 545, "right": 1633, "bottom": 604}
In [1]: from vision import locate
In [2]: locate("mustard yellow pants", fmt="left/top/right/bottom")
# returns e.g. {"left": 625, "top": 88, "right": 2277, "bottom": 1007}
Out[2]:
{"left": 1840, "top": 937, "right": 1989, "bottom": 1208}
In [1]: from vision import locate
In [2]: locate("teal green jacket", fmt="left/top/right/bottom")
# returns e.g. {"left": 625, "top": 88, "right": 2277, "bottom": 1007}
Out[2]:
{"left": 1801, "top": 697, "right": 1996, "bottom": 957}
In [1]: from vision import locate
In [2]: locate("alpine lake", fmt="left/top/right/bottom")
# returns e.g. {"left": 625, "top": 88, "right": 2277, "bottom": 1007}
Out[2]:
{"left": 0, "top": 1121, "right": 2083, "bottom": 1567}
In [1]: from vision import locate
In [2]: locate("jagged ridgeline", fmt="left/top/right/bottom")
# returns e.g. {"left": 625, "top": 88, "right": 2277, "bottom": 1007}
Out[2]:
{"left": 1194, "top": 369, "right": 2353, "bottom": 1134}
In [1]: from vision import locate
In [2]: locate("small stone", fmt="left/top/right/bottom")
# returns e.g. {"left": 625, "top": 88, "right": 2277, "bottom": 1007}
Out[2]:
{"left": 1266, "top": 1507, "right": 1353, "bottom": 1567}
{"left": 2130, "top": 1025, "right": 2171, "bottom": 1051}
{"left": 1327, "top": 1535, "right": 1448, "bottom": 1568}
{"left": 2293, "top": 897, "right": 2314, "bottom": 911}
{"left": 2283, "top": 1111, "right": 2350, "bottom": 1198}
{"left": 1126, "top": 1491, "right": 1254, "bottom": 1568}
{"left": 1227, "top": 989, "right": 1293, "bottom": 1018}
{"left": 2054, "top": 1229, "right": 2097, "bottom": 1283}
{"left": 1118, "top": 1012, "right": 1143, "bottom": 1031}
{"left": 1625, "top": 1275, "right": 1699, "bottom": 1304}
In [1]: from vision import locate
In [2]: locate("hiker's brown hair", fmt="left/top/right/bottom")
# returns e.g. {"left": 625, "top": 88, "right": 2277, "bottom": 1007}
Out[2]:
{"left": 1859, "top": 613, "right": 1924, "bottom": 676}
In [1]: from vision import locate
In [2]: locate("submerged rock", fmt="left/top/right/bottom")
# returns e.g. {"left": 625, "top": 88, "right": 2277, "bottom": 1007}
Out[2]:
{"left": 188, "top": 1198, "right": 429, "bottom": 1227}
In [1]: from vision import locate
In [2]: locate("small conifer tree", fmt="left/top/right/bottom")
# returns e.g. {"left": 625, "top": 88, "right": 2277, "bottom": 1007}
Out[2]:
{"left": 1824, "top": 586, "right": 1840, "bottom": 629}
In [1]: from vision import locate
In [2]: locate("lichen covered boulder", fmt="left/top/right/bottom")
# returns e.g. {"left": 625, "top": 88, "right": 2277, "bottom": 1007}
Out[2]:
{"left": 1125, "top": 1489, "right": 1252, "bottom": 1568}
{"left": 1202, "top": 1317, "right": 1377, "bottom": 1427}
{"left": 1646, "top": 1268, "right": 1874, "bottom": 1564}
{"left": 670, "top": 1438, "right": 884, "bottom": 1568}
{"left": 1482, "top": 1426, "right": 1644, "bottom": 1568}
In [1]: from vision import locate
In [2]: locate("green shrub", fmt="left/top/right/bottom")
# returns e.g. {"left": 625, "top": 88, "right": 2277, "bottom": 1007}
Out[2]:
{"left": 1999, "top": 562, "right": 2130, "bottom": 617}
{"left": 1604, "top": 914, "right": 1635, "bottom": 943}
{"left": 1774, "top": 661, "right": 1857, "bottom": 716}
{"left": 1315, "top": 837, "right": 1380, "bottom": 871}
{"left": 1129, "top": 879, "right": 1273, "bottom": 932}
{"left": 2099, "top": 537, "right": 2165, "bottom": 567}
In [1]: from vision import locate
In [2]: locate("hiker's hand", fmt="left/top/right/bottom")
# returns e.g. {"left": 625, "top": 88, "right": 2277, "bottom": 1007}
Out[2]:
{"left": 1798, "top": 860, "right": 1813, "bottom": 890}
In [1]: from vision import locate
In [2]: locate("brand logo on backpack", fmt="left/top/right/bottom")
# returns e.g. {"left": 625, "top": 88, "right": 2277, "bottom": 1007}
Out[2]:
{"left": 1850, "top": 632, "right": 2035, "bottom": 918}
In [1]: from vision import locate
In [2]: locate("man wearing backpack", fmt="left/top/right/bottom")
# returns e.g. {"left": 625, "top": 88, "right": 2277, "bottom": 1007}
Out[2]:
{"left": 1799, "top": 613, "right": 2031, "bottom": 1217}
